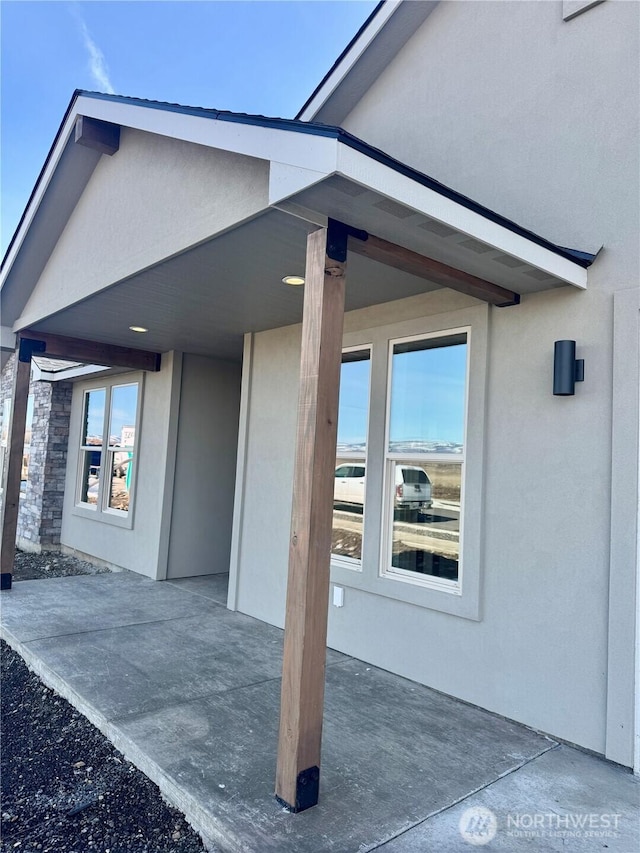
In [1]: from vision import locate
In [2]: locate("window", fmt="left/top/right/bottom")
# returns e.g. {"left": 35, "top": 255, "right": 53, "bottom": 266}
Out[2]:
{"left": 383, "top": 332, "right": 467, "bottom": 590}
{"left": 78, "top": 380, "right": 139, "bottom": 517}
{"left": 330, "top": 306, "right": 487, "bottom": 620}
{"left": 332, "top": 348, "right": 371, "bottom": 565}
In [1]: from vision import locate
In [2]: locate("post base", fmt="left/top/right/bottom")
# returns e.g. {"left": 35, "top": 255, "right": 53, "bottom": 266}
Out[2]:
{"left": 1, "top": 573, "right": 13, "bottom": 590}
{"left": 275, "top": 766, "right": 320, "bottom": 813}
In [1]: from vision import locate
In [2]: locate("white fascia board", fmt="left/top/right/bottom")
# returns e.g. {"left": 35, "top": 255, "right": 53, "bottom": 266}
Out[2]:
{"left": 31, "top": 363, "right": 113, "bottom": 382}
{"left": 297, "top": 1, "right": 403, "bottom": 122}
{"left": 336, "top": 145, "right": 588, "bottom": 289}
{"left": 268, "top": 161, "right": 335, "bottom": 206}
{"left": 75, "top": 96, "right": 339, "bottom": 174}
{"left": 1, "top": 325, "right": 16, "bottom": 352}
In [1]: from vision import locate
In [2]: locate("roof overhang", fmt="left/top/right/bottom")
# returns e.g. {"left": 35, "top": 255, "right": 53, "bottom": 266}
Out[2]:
{"left": 297, "top": 1, "right": 441, "bottom": 125}
{"left": 2, "top": 92, "right": 596, "bottom": 362}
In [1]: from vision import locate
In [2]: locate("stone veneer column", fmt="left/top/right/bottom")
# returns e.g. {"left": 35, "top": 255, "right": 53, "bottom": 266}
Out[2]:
{"left": 1, "top": 354, "right": 73, "bottom": 552}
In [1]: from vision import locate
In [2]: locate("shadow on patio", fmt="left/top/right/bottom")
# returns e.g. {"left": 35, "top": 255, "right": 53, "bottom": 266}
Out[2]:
{"left": 1, "top": 571, "right": 638, "bottom": 852}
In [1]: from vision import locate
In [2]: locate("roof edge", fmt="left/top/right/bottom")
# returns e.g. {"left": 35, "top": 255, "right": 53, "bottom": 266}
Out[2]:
{"left": 2, "top": 89, "right": 595, "bottom": 285}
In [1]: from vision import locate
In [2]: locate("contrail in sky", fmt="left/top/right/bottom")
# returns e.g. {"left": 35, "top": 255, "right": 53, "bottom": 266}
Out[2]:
{"left": 77, "top": 14, "right": 115, "bottom": 94}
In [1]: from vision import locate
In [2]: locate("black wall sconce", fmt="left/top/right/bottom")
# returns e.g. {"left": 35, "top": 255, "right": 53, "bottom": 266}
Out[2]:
{"left": 553, "top": 340, "right": 584, "bottom": 396}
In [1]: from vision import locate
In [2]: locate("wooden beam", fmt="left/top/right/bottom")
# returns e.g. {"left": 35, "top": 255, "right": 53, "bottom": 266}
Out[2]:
{"left": 275, "top": 223, "right": 347, "bottom": 812}
{"left": 0, "top": 340, "right": 42, "bottom": 584}
{"left": 75, "top": 115, "right": 120, "bottom": 156}
{"left": 19, "top": 331, "right": 161, "bottom": 372}
{"left": 347, "top": 231, "right": 520, "bottom": 307}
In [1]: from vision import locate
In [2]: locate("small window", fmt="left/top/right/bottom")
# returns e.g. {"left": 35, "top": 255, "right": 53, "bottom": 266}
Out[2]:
{"left": 383, "top": 332, "right": 467, "bottom": 590}
{"left": 77, "top": 381, "right": 139, "bottom": 517}
{"left": 332, "top": 347, "right": 371, "bottom": 566}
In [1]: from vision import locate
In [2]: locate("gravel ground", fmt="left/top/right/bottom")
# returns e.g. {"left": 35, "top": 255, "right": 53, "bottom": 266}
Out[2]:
{"left": 11, "top": 550, "right": 113, "bottom": 582}
{"left": 1, "top": 552, "right": 209, "bottom": 853}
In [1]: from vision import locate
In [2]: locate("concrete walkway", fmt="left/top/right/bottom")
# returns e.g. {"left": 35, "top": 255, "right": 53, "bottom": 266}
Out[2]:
{"left": 1, "top": 571, "right": 638, "bottom": 852}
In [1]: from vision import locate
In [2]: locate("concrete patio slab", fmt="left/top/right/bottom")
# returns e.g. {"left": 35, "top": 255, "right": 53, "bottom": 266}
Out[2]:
{"left": 2, "top": 572, "right": 638, "bottom": 853}
{"left": 380, "top": 745, "right": 640, "bottom": 852}
{"left": 166, "top": 574, "right": 230, "bottom": 605}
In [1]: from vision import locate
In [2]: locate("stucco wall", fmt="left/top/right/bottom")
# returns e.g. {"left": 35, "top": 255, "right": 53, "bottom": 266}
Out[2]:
{"left": 60, "top": 353, "right": 178, "bottom": 579}
{"left": 166, "top": 353, "right": 241, "bottom": 579}
{"left": 18, "top": 129, "right": 270, "bottom": 330}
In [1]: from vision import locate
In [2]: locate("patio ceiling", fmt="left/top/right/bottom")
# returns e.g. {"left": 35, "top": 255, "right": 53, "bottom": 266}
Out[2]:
{"left": 23, "top": 209, "right": 442, "bottom": 362}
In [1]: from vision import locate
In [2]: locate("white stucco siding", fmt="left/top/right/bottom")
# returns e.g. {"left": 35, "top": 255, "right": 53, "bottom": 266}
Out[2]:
{"left": 166, "top": 354, "right": 241, "bottom": 579}
{"left": 60, "top": 352, "right": 178, "bottom": 579}
{"left": 340, "top": 0, "right": 639, "bottom": 267}
{"left": 17, "top": 129, "right": 270, "bottom": 330}
{"left": 235, "top": 272, "right": 627, "bottom": 758}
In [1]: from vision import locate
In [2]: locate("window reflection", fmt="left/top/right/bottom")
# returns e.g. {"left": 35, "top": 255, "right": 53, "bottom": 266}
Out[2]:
{"left": 107, "top": 384, "right": 138, "bottom": 513}
{"left": 77, "top": 382, "right": 138, "bottom": 514}
{"left": 386, "top": 333, "right": 467, "bottom": 586}
{"left": 332, "top": 350, "right": 370, "bottom": 563}
{"left": 80, "top": 451, "right": 100, "bottom": 505}
{"left": 390, "top": 461, "right": 461, "bottom": 581}
{"left": 82, "top": 388, "right": 106, "bottom": 446}
{"left": 389, "top": 335, "right": 466, "bottom": 454}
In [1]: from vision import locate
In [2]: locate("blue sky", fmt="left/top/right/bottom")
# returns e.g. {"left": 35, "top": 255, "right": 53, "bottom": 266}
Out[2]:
{"left": 1, "top": 0, "right": 378, "bottom": 255}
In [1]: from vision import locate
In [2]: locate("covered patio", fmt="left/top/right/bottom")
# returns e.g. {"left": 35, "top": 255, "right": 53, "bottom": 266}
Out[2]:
{"left": 1, "top": 570, "right": 638, "bottom": 852}
{"left": 1, "top": 91, "right": 618, "bottom": 821}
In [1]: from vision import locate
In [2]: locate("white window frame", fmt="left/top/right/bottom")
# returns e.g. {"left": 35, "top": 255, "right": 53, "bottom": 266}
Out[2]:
{"left": 329, "top": 303, "right": 488, "bottom": 621}
{"left": 380, "top": 328, "right": 469, "bottom": 594}
{"left": 332, "top": 344, "right": 373, "bottom": 572}
{"left": 74, "top": 374, "right": 143, "bottom": 528}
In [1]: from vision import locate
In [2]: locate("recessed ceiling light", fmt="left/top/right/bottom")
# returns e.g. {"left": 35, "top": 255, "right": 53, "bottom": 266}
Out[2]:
{"left": 282, "top": 275, "right": 305, "bottom": 286}
{"left": 129, "top": 325, "right": 148, "bottom": 333}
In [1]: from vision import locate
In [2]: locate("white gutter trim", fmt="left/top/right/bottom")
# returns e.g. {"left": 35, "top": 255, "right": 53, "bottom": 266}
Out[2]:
{"left": 336, "top": 145, "right": 588, "bottom": 288}
{"left": 75, "top": 97, "right": 339, "bottom": 175}
{"left": 297, "top": 1, "right": 404, "bottom": 123}
{"left": 31, "top": 363, "right": 112, "bottom": 382}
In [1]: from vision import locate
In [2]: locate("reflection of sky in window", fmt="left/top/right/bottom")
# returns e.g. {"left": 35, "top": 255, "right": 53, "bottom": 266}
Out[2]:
{"left": 390, "top": 344, "right": 466, "bottom": 447}
{"left": 337, "top": 359, "right": 370, "bottom": 445}
{"left": 85, "top": 389, "right": 105, "bottom": 442}
{"left": 110, "top": 385, "right": 138, "bottom": 443}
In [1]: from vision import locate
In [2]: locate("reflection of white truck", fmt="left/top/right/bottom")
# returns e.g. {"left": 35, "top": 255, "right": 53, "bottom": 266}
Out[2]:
{"left": 334, "top": 464, "right": 432, "bottom": 513}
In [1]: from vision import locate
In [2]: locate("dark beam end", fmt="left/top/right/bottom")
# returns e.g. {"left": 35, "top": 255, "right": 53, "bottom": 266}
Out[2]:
{"left": 0, "top": 573, "right": 12, "bottom": 591}
{"left": 75, "top": 116, "right": 120, "bottom": 156}
{"left": 19, "top": 331, "right": 162, "bottom": 372}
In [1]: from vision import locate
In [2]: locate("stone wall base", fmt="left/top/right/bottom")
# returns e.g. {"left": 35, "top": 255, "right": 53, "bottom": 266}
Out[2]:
{"left": 17, "top": 538, "right": 62, "bottom": 555}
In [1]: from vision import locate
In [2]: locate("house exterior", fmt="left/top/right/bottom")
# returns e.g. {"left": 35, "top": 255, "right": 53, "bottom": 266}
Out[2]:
{"left": 1, "top": 0, "right": 638, "bottom": 795}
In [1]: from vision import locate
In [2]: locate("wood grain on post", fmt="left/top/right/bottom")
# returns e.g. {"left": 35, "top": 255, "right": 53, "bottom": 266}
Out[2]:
{"left": 275, "top": 225, "right": 347, "bottom": 811}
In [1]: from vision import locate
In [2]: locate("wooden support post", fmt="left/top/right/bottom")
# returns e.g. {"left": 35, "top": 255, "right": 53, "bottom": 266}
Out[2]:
{"left": 0, "top": 339, "right": 44, "bottom": 587}
{"left": 275, "top": 222, "right": 348, "bottom": 812}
